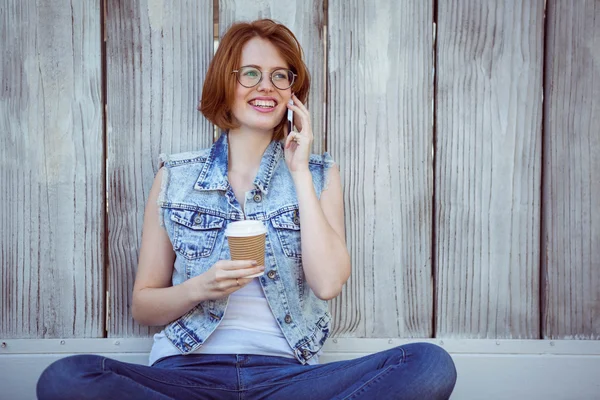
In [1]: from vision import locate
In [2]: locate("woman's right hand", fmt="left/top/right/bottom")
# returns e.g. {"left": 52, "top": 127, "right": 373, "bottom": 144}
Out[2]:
{"left": 186, "top": 260, "right": 265, "bottom": 301}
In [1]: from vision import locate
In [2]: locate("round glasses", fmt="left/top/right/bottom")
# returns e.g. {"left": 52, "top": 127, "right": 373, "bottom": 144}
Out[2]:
{"left": 232, "top": 66, "right": 297, "bottom": 90}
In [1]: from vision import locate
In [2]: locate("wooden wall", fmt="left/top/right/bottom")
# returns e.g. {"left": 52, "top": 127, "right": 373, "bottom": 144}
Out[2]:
{"left": 435, "top": 0, "right": 545, "bottom": 339}
{"left": 1, "top": 0, "right": 598, "bottom": 341}
{"left": 105, "top": 0, "right": 214, "bottom": 337}
{"left": 542, "top": 0, "right": 600, "bottom": 340}
{"left": 1, "top": 0, "right": 104, "bottom": 338}
{"left": 328, "top": 0, "right": 434, "bottom": 338}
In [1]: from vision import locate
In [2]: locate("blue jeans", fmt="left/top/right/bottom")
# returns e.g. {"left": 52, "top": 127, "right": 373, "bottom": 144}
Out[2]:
{"left": 37, "top": 342, "right": 457, "bottom": 399}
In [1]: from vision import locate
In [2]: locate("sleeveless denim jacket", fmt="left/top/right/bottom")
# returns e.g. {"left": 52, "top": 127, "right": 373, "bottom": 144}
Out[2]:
{"left": 157, "top": 132, "right": 335, "bottom": 365}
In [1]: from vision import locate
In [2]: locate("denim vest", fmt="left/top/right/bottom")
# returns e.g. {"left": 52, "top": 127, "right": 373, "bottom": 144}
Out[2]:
{"left": 157, "top": 133, "right": 335, "bottom": 365}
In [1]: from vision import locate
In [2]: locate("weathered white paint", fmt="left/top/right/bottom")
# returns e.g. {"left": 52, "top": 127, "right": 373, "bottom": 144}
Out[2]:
{"left": 435, "top": 0, "right": 545, "bottom": 338}
{"left": 542, "top": 0, "right": 600, "bottom": 340}
{"left": 105, "top": 0, "right": 214, "bottom": 337}
{"left": 1, "top": 339, "right": 599, "bottom": 400}
{"left": 1, "top": 4, "right": 597, "bottom": 392}
{"left": 327, "top": 0, "right": 435, "bottom": 338}
{"left": 0, "top": 0, "right": 103, "bottom": 338}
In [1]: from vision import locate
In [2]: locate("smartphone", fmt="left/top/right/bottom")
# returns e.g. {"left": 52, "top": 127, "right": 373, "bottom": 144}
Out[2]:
{"left": 287, "top": 99, "right": 294, "bottom": 134}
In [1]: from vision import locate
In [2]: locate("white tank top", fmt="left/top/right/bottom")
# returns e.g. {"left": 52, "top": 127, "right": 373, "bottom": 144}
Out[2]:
{"left": 148, "top": 279, "right": 319, "bottom": 365}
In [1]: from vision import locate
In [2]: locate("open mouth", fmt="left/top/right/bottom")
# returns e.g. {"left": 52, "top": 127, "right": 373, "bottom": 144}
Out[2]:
{"left": 248, "top": 99, "right": 277, "bottom": 109}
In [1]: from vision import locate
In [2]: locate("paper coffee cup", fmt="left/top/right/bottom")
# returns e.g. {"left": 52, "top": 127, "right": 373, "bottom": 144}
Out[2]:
{"left": 224, "top": 220, "right": 267, "bottom": 278}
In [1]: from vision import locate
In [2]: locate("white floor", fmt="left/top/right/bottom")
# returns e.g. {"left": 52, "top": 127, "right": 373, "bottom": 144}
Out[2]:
{"left": 1, "top": 339, "right": 599, "bottom": 400}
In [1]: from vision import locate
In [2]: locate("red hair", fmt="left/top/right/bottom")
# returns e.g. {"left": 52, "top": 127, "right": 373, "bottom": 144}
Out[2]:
{"left": 199, "top": 19, "right": 310, "bottom": 142}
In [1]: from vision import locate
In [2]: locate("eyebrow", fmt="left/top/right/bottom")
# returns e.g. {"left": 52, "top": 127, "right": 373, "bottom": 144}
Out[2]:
{"left": 241, "top": 64, "right": 290, "bottom": 71}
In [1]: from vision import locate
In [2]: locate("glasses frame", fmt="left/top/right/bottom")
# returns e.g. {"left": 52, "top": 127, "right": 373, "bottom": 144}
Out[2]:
{"left": 231, "top": 66, "right": 297, "bottom": 90}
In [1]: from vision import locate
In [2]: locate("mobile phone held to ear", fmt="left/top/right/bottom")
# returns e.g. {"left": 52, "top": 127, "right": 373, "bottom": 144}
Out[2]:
{"left": 287, "top": 99, "right": 294, "bottom": 134}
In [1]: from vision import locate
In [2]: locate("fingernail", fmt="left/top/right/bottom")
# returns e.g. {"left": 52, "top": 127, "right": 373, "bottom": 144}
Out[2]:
{"left": 251, "top": 261, "right": 258, "bottom": 266}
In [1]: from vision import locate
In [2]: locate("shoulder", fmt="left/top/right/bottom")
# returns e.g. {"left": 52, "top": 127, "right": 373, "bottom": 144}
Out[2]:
{"left": 308, "top": 152, "right": 335, "bottom": 168}
{"left": 158, "top": 148, "right": 212, "bottom": 169}
{"left": 303, "top": 152, "right": 338, "bottom": 196}
{"left": 307, "top": 152, "right": 338, "bottom": 182}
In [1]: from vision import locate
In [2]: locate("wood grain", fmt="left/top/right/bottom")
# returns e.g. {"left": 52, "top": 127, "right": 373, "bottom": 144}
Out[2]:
{"left": 219, "top": 0, "right": 326, "bottom": 154}
{"left": 106, "top": 0, "right": 214, "bottom": 336}
{"left": 435, "top": 0, "right": 544, "bottom": 338}
{"left": 542, "top": 0, "right": 600, "bottom": 340}
{"left": 328, "top": 0, "right": 434, "bottom": 338}
{"left": 3, "top": 0, "right": 598, "bottom": 345}
{"left": 0, "top": 0, "right": 104, "bottom": 338}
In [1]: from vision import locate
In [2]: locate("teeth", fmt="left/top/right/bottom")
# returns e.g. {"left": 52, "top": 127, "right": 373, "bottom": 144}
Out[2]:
{"left": 250, "top": 99, "right": 276, "bottom": 108}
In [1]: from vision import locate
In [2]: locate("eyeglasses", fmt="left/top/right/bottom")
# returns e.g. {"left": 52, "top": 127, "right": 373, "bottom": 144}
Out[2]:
{"left": 232, "top": 66, "right": 297, "bottom": 90}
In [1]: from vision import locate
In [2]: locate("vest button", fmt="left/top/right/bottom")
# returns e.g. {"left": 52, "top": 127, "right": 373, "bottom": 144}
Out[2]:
{"left": 253, "top": 193, "right": 262, "bottom": 203}
{"left": 293, "top": 216, "right": 300, "bottom": 225}
{"left": 284, "top": 314, "right": 292, "bottom": 324}
{"left": 302, "top": 349, "right": 311, "bottom": 359}
{"left": 194, "top": 215, "right": 202, "bottom": 224}
{"left": 267, "top": 270, "right": 277, "bottom": 279}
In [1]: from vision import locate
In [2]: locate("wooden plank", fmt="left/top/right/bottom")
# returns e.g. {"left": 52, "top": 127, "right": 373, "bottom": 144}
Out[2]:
{"left": 106, "top": 0, "right": 214, "bottom": 336}
{"left": 435, "top": 0, "right": 544, "bottom": 338}
{"left": 0, "top": 0, "right": 103, "bottom": 338}
{"left": 327, "top": 0, "right": 434, "bottom": 337}
{"left": 542, "top": 0, "right": 600, "bottom": 340}
{"left": 219, "top": 0, "right": 326, "bottom": 154}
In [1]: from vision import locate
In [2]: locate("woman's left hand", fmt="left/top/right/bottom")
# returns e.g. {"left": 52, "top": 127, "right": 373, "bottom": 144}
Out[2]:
{"left": 284, "top": 94, "right": 313, "bottom": 175}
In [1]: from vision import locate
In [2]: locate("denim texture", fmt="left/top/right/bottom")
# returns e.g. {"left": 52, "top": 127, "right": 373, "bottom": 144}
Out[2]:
{"left": 156, "top": 133, "right": 335, "bottom": 364}
{"left": 37, "top": 342, "right": 457, "bottom": 399}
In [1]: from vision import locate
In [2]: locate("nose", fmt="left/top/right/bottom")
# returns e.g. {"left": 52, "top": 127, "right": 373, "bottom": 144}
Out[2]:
{"left": 257, "top": 75, "right": 275, "bottom": 92}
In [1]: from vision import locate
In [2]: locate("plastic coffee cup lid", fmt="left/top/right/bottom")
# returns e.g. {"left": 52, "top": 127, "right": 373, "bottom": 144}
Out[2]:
{"left": 224, "top": 220, "right": 267, "bottom": 237}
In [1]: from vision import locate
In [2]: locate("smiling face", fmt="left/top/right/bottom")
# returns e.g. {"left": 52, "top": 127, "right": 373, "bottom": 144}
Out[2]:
{"left": 230, "top": 37, "right": 292, "bottom": 137}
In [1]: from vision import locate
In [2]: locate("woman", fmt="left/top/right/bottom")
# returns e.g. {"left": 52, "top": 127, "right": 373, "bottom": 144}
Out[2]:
{"left": 37, "top": 19, "right": 456, "bottom": 400}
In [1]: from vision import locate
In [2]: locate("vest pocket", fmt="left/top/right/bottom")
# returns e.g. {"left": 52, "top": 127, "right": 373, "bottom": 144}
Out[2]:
{"left": 270, "top": 209, "right": 302, "bottom": 260}
{"left": 170, "top": 209, "right": 224, "bottom": 259}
